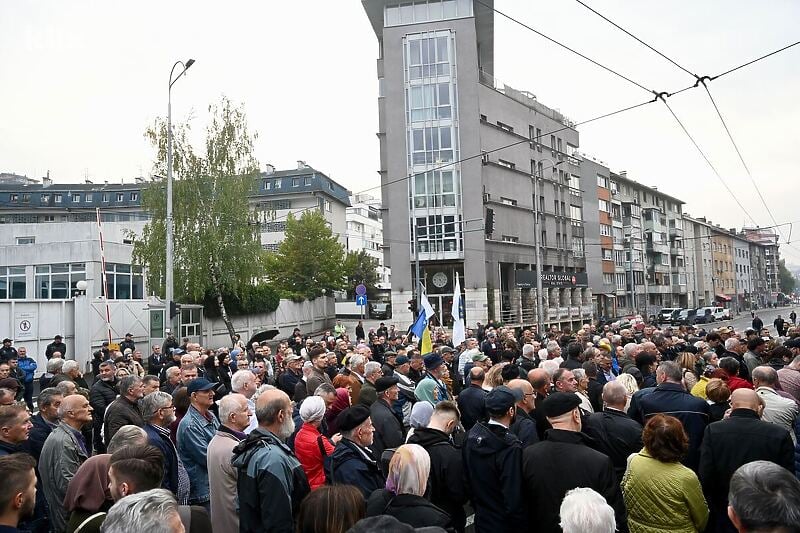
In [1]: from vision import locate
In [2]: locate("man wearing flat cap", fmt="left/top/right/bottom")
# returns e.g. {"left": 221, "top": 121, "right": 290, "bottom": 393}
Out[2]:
{"left": 522, "top": 392, "right": 628, "bottom": 533}
{"left": 370, "top": 376, "right": 405, "bottom": 465}
{"left": 325, "top": 404, "right": 385, "bottom": 500}
{"left": 414, "top": 353, "right": 452, "bottom": 405}
{"left": 463, "top": 385, "right": 525, "bottom": 532}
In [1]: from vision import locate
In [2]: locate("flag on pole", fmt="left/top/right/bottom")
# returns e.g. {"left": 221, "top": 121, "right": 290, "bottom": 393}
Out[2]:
{"left": 420, "top": 324, "right": 433, "bottom": 354}
{"left": 451, "top": 273, "right": 466, "bottom": 347}
{"left": 410, "top": 289, "right": 436, "bottom": 339}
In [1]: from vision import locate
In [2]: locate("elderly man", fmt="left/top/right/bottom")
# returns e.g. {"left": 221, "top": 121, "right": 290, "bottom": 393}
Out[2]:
{"left": 522, "top": 392, "right": 626, "bottom": 533}
{"left": 104, "top": 375, "right": 145, "bottom": 445}
{"left": 141, "top": 391, "right": 187, "bottom": 503}
{"left": 334, "top": 353, "right": 366, "bottom": 405}
{"left": 326, "top": 404, "right": 384, "bottom": 500}
{"left": 230, "top": 369, "right": 258, "bottom": 434}
{"left": 457, "top": 367, "right": 486, "bottom": 432}
{"left": 160, "top": 366, "right": 181, "bottom": 394}
{"left": 415, "top": 353, "right": 451, "bottom": 405}
{"left": 358, "top": 361, "right": 383, "bottom": 407}
{"left": 369, "top": 376, "right": 404, "bottom": 464}
{"left": 208, "top": 393, "right": 252, "bottom": 533}
{"left": 40, "top": 394, "right": 93, "bottom": 532}
{"left": 0, "top": 403, "right": 32, "bottom": 456}
{"left": 508, "top": 378, "right": 538, "bottom": 448}
{"left": 23, "top": 387, "right": 62, "bottom": 460}
{"left": 727, "top": 461, "right": 800, "bottom": 532}
{"left": 752, "top": 365, "right": 799, "bottom": 444}
{"left": 232, "top": 388, "right": 310, "bottom": 532}
{"left": 177, "top": 378, "right": 220, "bottom": 508}
{"left": 777, "top": 354, "right": 800, "bottom": 403}
{"left": 278, "top": 354, "right": 304, "bottom": 400}
{"left": 699, "top": 389, "right": 795, "bottom": 532}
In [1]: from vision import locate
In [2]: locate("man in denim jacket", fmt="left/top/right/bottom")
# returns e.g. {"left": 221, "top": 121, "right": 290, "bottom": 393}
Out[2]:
{"left": 176, "top": 378, "right": 219, "bottom": 509}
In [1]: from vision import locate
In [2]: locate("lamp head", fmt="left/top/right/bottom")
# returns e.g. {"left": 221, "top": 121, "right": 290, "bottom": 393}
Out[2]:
{"left": 185, "top": 59, "right": 195, "bottom": 69}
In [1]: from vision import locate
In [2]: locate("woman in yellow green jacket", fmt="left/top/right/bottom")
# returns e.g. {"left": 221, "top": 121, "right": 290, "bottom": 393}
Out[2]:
{"left": 622, "top": 414, "right": 709, "bottom": 533}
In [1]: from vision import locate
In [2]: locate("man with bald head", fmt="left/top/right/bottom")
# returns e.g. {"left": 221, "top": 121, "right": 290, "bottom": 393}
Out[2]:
{"left": 231, "top": 388, "right": 310, "bottom": 533}
{"left": 508, "top": 379, "right": 538, "bottom": 447}
{"left": 699, "top": 388, "right": 795, "bottom": 533}
{"left": 456, "top": 366, "right": 487, "bottom": 431}
{"left": 527, "top": 368, "right": 551, "bottom": 408}
{"left": 583, "top": 381, "right": 643, "bottom": 483}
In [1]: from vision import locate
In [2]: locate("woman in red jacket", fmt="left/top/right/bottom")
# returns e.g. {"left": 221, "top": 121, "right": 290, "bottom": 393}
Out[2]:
{"left": 295, "top": 395, "right": 342, "bottom": 489}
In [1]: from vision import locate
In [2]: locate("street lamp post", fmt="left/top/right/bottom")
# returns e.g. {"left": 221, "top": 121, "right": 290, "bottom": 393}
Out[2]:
{"left": 533, "top": 159, "right": 564, "bottom": 333}
{"left": 166, "top": 58, "right": 195, "bottom": 333}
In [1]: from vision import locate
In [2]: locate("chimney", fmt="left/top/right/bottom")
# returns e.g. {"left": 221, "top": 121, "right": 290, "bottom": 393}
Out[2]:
{"left": 619, "top": 170, "right": 627, "bottom": 178}
{"left": 42, "top": 170, "right": 52, "bottom": 187}
{"left": 264, "top": 164, "right": 275, "bottom": 175}
{"left": 297, "top": 160, "right": 307, "bottom": 170}
{"left": 134, "top": 176, "right": 145, "bottom": 183}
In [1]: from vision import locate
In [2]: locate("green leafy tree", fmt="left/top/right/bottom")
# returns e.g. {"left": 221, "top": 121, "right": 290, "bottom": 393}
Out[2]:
{"left": 343, "top": 250, "right": 381, "bottom": 298}
{"left": 779, "top": 259, "right": 797, "bottom": 293}
{"left": 132, "top": 96, "right": 265, "bottom": 342}
{"left": 265, "top": 210, "right": 345, "bottom": 299}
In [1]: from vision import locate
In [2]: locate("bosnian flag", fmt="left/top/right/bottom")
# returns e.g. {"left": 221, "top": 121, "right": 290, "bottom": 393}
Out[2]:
{"left": 410, "top": 290, "right": 436, "bottom": 340}
{"left": 451, "top": 273, "right": 466, "bottom": 347}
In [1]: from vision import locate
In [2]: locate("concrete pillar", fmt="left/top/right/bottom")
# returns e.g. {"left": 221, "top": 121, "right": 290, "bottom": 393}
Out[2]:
{"left": 73, "top": 294, "right": 91, "bottom": 374}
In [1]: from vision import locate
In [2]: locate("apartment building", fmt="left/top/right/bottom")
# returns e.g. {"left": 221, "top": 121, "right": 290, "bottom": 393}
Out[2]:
{"left": 346, "top": 193, "right": 391, "bottom": 291}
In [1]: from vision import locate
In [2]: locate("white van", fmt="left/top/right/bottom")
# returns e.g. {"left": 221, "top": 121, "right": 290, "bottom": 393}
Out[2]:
{"left": 699, "top": 306, "right": 729, "bottom": 321}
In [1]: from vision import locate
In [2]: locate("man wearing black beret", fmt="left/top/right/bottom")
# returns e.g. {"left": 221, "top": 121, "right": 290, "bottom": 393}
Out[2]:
{"left": 370, "top": 376, "right": 405, "bottom": 467}
{"left": 325, "top": 404, "right": 385, "bottom": 500}
{"left": 522, "top": 392, "right": 628, "bottom": 533}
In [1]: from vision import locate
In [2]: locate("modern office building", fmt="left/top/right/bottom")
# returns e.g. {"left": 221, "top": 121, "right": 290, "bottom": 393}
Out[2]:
{"left": 346, "top": 193, "right": 391, "bottom": 291}
{"left": 362, "top": 0, "right": 592, "bottom": 328}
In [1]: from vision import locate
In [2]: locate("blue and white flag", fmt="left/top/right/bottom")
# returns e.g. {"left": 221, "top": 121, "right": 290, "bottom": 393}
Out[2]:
{"left": 410, "top": 290, "right": 436, "bottom": 339}
{"left": 451, "top": 273, "right": 466, "bottom": 347}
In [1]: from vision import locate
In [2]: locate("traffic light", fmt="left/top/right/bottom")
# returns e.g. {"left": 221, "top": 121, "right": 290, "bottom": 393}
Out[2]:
{"left": 169, "top": 301, "right": 181, "bottom": 319}
{"left": 408, "top": 299, "right": 417, "bottom": 312}
{"left": 485, "top": 207, "right": 495, "bottom": 234}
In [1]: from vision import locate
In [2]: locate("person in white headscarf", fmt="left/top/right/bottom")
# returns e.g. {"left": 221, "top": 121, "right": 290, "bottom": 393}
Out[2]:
{"left": 294, "top": 395, "right": 341, "bottom": 489}
{"left": 365, "top": 444, "right": 452, "bottom": 529}
{"left": 405, "top": 402, "right": 434, "bottom": 442}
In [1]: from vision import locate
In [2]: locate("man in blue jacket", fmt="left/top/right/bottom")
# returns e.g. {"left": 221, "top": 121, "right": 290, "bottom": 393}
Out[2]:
{"left": 463, "top": 385, "right": 525, "bottom": 533}
{"left": 176, "top": 378, "right": 219, "bottom": 508}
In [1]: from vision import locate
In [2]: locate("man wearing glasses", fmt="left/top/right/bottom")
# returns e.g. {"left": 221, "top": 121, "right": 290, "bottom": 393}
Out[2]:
{"left": 142, "top": 391, "right": 189, "bottom": 503}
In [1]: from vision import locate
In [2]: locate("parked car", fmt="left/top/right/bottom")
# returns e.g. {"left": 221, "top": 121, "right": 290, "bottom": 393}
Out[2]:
{"left": 657, "top": 308, "right": 681, "bottom": 324}
{"left": 370, "top": 302, "right": 391, "bottom": 320}
{"left": 695, "top": 308, "right": 714, "bottom": 324}
{"left": 672, "top": 308, "right": 699, "bottom": 326}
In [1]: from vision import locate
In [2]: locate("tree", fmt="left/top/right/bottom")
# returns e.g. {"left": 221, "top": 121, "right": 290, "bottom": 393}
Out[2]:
{"left": 264, "top": 210, "right": 345, "bottom": 299}
{"left": 343, "top": 250, "right": 381, "bottom": 298}
{"left": 779, "top": 259, "right": 796, "bottom": 294}
{"left": 132, "top": 96, "right": 265, "bottom": 343}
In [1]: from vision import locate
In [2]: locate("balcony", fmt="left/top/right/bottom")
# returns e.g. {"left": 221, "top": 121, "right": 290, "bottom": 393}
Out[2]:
{"left": 647, "top": 240, "right": 670, "bottom": 255}
{"left": 669, "top": 226, "right": 683, "bottom": 238}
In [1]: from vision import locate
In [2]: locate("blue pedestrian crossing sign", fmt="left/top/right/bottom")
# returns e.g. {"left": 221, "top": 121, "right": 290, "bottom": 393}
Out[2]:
{"left": 356, "top": 294, "right": 368, "bottom": 307}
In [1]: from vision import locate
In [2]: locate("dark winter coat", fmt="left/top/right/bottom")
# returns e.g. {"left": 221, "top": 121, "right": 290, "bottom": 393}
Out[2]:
{"left": 522, "top": 429, "right": 628, "bottom": 533}
{"left": 231, "top": 428, "right": 310, "bottom": 533}
{"left": 21, "top": 413, "right": 56, "bottom": 461}
{"left": 463, "top": 422, "right": 525, "bottom": 533}
{"left": 629, "top": 382, "right": 710, "bottom": 471}
{"left": 455, "top": 384, "right": 486, "bottom": 431}
{"left": 586, "top": 377, "right": 604, "bottom": 413}
{"left": 370, "top": 398, "right": 405, "bottom": 464}
{"left": 366, "top": 490, "right": 453, "bottom": 531}
{"left": 407, "top": 427, "right": 468, "bottom": 532}
{"left": 144, "top": 423, "right": 180, "bottom": 496}
{"left": 699, "top": 409, "right": 795, "bottom": 533}
{"left": 325, "top": 438, "right": 385, "bottom": 500}
{"left": 45, "top": 341, "right": 67, "bottom": 359}
{"left": 103, "top": 395, "right": 144, "bottom": 446}
{"left": 583, "top": 408, "right": 643, "bottom": 483}
{"left": 509, "top": 408, "right": 539, "bottom": 448}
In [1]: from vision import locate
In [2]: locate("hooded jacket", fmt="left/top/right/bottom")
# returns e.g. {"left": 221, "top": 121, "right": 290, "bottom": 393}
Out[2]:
{"left": 462, "top": 422, "right": 525, "bottom": 533}
{"left": 231, "top": 428, "right": 310, "bottom": 533}
{"left": 407, "top": 427, "right": 468, "bottom": 532}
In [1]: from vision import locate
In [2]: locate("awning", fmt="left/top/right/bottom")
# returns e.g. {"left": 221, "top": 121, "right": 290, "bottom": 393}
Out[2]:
{"left": 602, "top": 293, "right": 617, "bottom": 299}
{"left": 715, "top": 294, "right": 731, "bottom": 302}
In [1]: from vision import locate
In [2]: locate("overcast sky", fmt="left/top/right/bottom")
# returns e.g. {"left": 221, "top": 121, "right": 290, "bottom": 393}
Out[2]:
{"left": 1, "top": 1, "right": 798, "bottom": 263}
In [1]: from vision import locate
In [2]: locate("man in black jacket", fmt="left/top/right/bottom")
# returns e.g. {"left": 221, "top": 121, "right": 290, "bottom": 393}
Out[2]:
{"left": 463, "top": 385, "right": 525, "bottom": 533}
{"left": 456, "top": 367, "right": 486, "bottom": 431}
{"left": 369, "top": 376, "right": 405, "bottom": 467}
{"left": 522, "top": 392, "right": 628, "bottom": 533}
{"left": 583, "top": 382, "right": 643, "bottom": 483}
{"left": 407, "top": 400, "right": 468, "bottom": 532}
{"left": 44, "top": 335, "right": 67, "bottom": 360}
{"left": 508, "top": 379, "right": 538, "bottom": 448}
{"left": 89, "top": 360, "right": 118, "bottom": 453}
{"left": 326, "top": 405, "right": 385, "bottom": 500}
{"left": 21, "top": 387, "right": 62, "bottom": 461}
{"left": 699, "top": 388, "right": 795, "bottom": 533}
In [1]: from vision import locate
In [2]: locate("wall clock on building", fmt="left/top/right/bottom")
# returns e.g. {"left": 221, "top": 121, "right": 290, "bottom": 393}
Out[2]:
{"left": 432, "top": 271, "right": 448, "bottom": 288}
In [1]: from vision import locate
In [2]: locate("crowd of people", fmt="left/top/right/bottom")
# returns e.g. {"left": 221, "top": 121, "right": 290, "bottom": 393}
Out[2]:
{"left": 2, "top": 313, "right": 800, "bottom": 533}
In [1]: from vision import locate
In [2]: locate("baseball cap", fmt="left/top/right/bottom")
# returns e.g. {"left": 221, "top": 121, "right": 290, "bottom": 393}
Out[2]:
{"left": 485, "top": 385, "right": 523, "bottom": 412}
{"left": 186, "top": 378, "right": 215, "bottom": 395}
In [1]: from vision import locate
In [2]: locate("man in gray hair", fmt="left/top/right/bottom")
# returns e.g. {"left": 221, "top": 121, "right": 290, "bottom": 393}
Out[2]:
{"left": 141, "top": 391, "right": 187, "bottom": 503}
{"left": 230, "top": 369, "right": 258, "bottom": 433}
{"left": 101, "top": 488, "right": 184, "bottom": 533}
{"left": 104, "top": 375, "right": 145, "bottom": 446}
{"left": 727, "top": 461, "right": 800, "bottom": 533}
{"left": 40, "top": 357, "right": 64, "bottom": 390}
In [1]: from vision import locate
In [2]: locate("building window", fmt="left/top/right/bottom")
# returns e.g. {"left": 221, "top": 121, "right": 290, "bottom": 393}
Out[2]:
{"left": 325, "top": 199, "right": 332, "bottom": 212}
{"left": 0, "top": 267, "right": 26, "bottom": 299}
{"left": 71, "top": 193, "right": 81, "bottom": 202}
{"left": 130, "top": 192, "right": 138, "bottom": 201}
{"left": 572, "top": 238, "right": 585, "bottom": 257}
{"left": 262, "top": 243, "right": 280, "bottom": 253}
{"left": 409, "top": 125, "right": 454, "bottom": 165}
{"left": 116, "top": 193, "right": 124, "bottom": 202}
{"left": 41, "top": 194, "right": 50, "bottom": 203}
{"left": 598, "top": 199, "right": 610, "bottom": 213}
{"left": 274, "top": 180, "right": 281, "bottom": 189}
{"left": 600, "top": 224, "right": 612, "bottom": 237}
{"left": 500, "top": 197, "right": 517, "bottom": 206}
{"left": 602, "top": 249, "right": 613, "bottom": 261}
{"left": 385, "top": 0, "right": 473, "bottom": 27}
{"left": 263, "top": 200, "right": 291, "bottom": 210}
{"left": 102, "top": 263, "right": 144, "bottom": 299}
{"left": 568, "top": 174, "right": 580, "bottom": 189}
{"left": 261, "top": 221, "right": 287, "bottom": 232}
{"left": 569, "top": 205, "right": 583, "bottom": 222}
{"left": 292, "top": 178, "right": 300, "bottom": 187}
{"left": 496, "top": 121, "right": 514, "bottom": 133}
{"left": 614, "top": 250, "right": 625, "bottom": 266}
{"left": 406, "top": 32, "right": 451, "bottom": 80}
{"left": 501, "top": 235, "right": 519, "bottom": 243}
{"left": 16, "top": 237, "right": 35, "bottom": 245}
{"left": 35, "top": 263, "right": 86, "bottom": 299}
{"left": 264, "top": 180, "right": 272, "bottom": 190}
{"left": 597, "top": 175, "right": 609, "bottom": 188}
{"left": 603, "top": 273, "right": 614, "bottom": 285}
{"left": 412, "top": 169, "right": 459, "bottom": 208}
{"left": 53, "top": 194, "right": 62, "bottom": 204}
{"left": 498, "top": 159, "right": 515, "bottom": 170}
{"left": 181, "top": 307, "right": 202, "bottom": 338}
{"left": 102, "top": 193, "right": 109, "bottom": 202}
{"left": 304, "top": 177, "right": 312, "bottom": 186}
{"left": 409, "top": 82, "right": 453, "bottom": 121}
{"left": 9, "top": 194, "right": 19, "bottom": 203}
{"left": 412, "top": 214, "right": 463, "bottom": 254}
